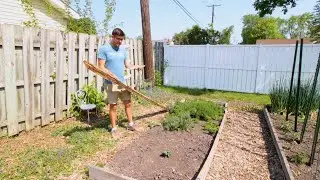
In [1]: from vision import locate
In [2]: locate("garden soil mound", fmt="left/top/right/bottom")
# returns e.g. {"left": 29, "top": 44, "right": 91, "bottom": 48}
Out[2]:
{"left": 106, "top": 123, "right": 214, "bottom": 179}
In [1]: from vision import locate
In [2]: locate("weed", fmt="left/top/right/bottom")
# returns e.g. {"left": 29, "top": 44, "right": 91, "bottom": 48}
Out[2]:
{"left": 160, "top": 151, "right": 171, "bottom": 158}
{"left": 288, "top": 152, "right": 309, "bottom": 165}
{"left": 280, "top": 120, "right": 293, "bottom": 133}
{"left": 204, "top": 121, "right": 220, "bottom": 134}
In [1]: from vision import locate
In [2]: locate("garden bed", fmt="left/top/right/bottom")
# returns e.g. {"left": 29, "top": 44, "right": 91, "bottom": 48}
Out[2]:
{"left": 89, "top": 100, "right": 227, "bottom": 180}
{"left": 265, "top": 106, "right": 319, "bottom": 180}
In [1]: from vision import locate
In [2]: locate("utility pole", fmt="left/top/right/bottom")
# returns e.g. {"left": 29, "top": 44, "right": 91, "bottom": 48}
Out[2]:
{"left": 207, "top": 3, "right": 221, "bottom": 25}
{"left": 140, "top": 0, "right": 154, "bottom": 83}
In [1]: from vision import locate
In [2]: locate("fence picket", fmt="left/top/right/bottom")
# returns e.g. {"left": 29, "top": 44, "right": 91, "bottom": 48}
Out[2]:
{"left": 55, "top": 31, "right": 64, "bottom": 121}
{"left": 40, "top": 29, "right": 50, "bottom": 126}
{"left": 3, "top": 25, "right": 19, "bottom": 136}
{"left": 79, "top": 34, "right": 86, "bottom": 89}
{"left": 88, "top": 35, "right": 96, "bottom": 84}
{"left": 67, "top": 33, "right": 76, "bottom": 117}
{"left": 23, "top": 27, "right": 35, "bottom": 130}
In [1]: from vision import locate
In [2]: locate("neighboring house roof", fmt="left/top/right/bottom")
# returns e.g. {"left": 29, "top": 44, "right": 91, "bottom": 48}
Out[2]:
{"left": 256, "top": 39, "right": 313, "bottom": 44}
{"left": 48, "top": 0, "right": 80, "bottom": 19}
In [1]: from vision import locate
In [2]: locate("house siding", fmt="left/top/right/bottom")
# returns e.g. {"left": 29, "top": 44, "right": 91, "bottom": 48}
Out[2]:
{"left": 0, "top": 0, "right": 67, "bottom": 30}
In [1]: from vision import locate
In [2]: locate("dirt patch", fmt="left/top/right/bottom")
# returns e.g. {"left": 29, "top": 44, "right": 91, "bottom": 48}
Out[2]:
{"left": 207, "top": 111, "right": 285, "bottom": 179}
{"left": 105, "top": 122, "right": 214, "bottom": 180}
{"left": 271, "top": 112, "right": 320, "bottom": 180}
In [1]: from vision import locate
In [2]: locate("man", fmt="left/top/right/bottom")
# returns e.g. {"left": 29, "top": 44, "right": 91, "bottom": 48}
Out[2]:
{"left": 98, "top": 28, "right": 143, "bottom": 138}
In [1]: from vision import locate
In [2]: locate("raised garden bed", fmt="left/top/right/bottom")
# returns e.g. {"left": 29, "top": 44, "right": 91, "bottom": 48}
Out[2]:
{"left": 88, "top": 100, "right": 227, "bottom": 180}
{"left": 264, "top": 106, "right": 319, "bottom": 180}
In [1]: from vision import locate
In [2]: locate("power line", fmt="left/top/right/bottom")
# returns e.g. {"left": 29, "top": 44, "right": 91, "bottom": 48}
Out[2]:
{"left": 172, "top": 0, "right": 203, "bottom": 27}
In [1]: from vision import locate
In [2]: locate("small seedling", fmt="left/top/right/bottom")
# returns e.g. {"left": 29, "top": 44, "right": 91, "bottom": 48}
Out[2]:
{"left": 289, "top": 152, "right": 309, "bottom": 165}
{"left": 160, "top": 151, "right": 171, "bottom": 158}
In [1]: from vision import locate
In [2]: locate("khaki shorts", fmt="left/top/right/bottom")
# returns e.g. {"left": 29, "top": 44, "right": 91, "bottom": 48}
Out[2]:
{"left": 103, "top": 83, "right": 131, "bottom": 104}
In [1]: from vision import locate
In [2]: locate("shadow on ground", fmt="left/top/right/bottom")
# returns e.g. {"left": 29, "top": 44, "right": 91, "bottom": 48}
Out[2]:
{"left": 257, "top": 112, "right": 286, "bottom": 180}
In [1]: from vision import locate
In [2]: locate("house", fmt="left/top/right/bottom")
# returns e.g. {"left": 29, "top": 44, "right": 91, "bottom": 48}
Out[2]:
{"left": 0, "top": 0, "right": 80, "bottom": 30}
{"left": 256, "top": 39, "right": 313, "bottom": 45}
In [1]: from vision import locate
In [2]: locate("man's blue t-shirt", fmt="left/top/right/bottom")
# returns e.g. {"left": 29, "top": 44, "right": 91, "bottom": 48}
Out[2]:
{"left": 98, "top": 44, "right": 128, "bottom": 84}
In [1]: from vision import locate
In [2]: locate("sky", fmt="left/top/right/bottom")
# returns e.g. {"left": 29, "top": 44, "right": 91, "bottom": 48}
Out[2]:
{"left": 73, "top": 0, "right": 317, "bottom": 44}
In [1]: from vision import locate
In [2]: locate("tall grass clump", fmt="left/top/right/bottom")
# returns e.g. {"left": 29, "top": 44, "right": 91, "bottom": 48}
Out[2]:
{"left": 269, "top": 77, "right": 320, "bottom": 115}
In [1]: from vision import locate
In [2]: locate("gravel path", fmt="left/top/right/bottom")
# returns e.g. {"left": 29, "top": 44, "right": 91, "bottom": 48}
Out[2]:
{"left": 206, "top": 111, "right": 285, "bottom": 180}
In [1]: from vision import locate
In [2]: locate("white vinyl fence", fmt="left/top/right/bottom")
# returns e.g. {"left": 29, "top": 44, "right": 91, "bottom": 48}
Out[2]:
{"left": 163, "top": 44, "right": 320, "bottom": 94}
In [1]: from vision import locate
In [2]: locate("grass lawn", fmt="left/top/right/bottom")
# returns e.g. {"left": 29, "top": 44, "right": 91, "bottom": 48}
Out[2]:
{"left": 0, "top": 85, "right": 271, "bottom": 179}
{"left": 159, "top": 86, "right": 270, "bottom": 105}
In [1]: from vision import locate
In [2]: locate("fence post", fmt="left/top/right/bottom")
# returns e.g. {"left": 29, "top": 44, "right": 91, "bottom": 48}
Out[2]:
{"left": 203, "top": 44, "right": 210, "bottom": 89}
{"left": 254, "top": 45, "right": 261, "bottom": 93}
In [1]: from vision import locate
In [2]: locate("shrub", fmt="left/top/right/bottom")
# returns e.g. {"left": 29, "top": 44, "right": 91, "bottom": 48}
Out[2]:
{"left": 288, "top": 152, "right": 309, "bottom": 165}
{"left": 169, "top": 99, "right": 224, "bottom": 121}
{"left": 162, "top": 99, "right": 224, "bottom": 132}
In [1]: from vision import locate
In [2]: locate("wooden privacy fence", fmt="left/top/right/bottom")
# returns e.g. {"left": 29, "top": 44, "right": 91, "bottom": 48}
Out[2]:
{"left": 0, "top": 24, "right": 145, "bottom": 137}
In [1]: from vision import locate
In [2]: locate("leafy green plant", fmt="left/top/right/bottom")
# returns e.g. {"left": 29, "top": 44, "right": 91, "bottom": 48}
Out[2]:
{"left": 162, "top": 115, "right": 194, "bottom": 131}
{"left": 204, "top": 121, "right": 220, "bottom": 134}
{"left": 155, "top": 70, "right": 163, "bottom": 86}
{"left": 169, "top": 99, "right": 224, "bottom": 121}
{"left": 289, "top": 152, "right": 309, "bottom": 164}
{"left": 162, "top": 99, "right": 224, "bottom": 132}
{"left": 160, "top": 151, "right": 171, "bottom": 158}
{"left": 67, "top": 17, "right": 97, "bottom": 34}
{"left": 69, "top": 82, "right": 105, "bottom": 119}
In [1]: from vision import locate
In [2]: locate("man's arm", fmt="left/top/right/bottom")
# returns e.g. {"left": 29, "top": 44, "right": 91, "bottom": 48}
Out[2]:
{"left": 124, "top": 60, "right": 145, "bottom": 70}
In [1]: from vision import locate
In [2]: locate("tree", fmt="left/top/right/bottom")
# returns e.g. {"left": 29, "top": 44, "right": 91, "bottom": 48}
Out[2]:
{"left": 254, "top": 0, "right": 297, "bottom": 17}
{"left": 172, "top": 25, "right": 233, "bottom": 45}
{"left": 241, "top": 14, "right": 284, "bottom": 44}
{"left": 285, "top": 13, "right": 312, "bottom": 39}
{"left": 310, "top": 0, "right": 320, "bottom": 43}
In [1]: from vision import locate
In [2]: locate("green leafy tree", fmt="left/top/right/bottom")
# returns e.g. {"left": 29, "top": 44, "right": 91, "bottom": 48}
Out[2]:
{"left": 310, "top": 0, "right": 320, "bottom": 43}
{"left": 219, "top": 26, "right": 234, "bottom": 44}
{"left": 286, "top": 13, "right": 312, "bottom": 39}
{"left": 67, "top": 17, "right": 97, "bottom": 34}
{"left": 241, "top": 14, "right": 285, "bottom": 44}
{"left": 172, "top": 24, "right": 233, "bottom": 45}
{"left": 254, "top": 0, "right": 297, "bottom": 17}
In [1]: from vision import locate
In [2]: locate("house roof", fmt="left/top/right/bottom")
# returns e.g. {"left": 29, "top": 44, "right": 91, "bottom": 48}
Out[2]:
{"left": 48, "top": 0, "right": 80, "bottom": 19}
{"left": 256, "top": 39, "right": 313, "bottom": 44}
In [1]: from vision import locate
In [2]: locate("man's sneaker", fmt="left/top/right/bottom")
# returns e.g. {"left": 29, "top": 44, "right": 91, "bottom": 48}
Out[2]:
{"left": 111, "top": 128, "right": 119, "bottom": 138}
{"left": 127, "top": 123, "right": 137, "bottom": 131}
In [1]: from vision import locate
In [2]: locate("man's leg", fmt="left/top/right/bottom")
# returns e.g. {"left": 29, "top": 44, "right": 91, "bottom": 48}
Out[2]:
{"left": 120, "top": 91, "right": 136, "bottom": 130}
{"left": 109, "top": 103, "right": 117, "bottom": 129}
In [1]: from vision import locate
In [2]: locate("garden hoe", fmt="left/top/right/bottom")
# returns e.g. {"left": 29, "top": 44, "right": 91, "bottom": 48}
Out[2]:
{"left": 83, "top": 60, "right": 169, "bottom": 111}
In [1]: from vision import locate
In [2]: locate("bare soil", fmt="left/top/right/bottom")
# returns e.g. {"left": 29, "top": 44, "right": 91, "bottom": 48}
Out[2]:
{"left": 207, "top": 110, "right": 285, "bottom": 180}
{"left": 106, "top": 122, "right": 214, "bottom": 180}
{"left": 270, "top": 110, "right": 320, "bottom": 180}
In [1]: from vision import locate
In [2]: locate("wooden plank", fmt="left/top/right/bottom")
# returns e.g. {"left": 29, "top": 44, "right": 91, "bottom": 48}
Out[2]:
{"left": 88, "top": 165, "right": 136, "bottom": 180}
{"left": 78, "top": 34, "right": 86, "bottom": 89}
{"left": 67, "top": 33, "right": 76, "bottom": 117}
{"left": 23, "top": 27, "right": 35, "bottom": 131}
{"left": 40, "top": 29, "right": 50, "bottom": 126}
{"left": 3, "top": 24, "right": 19, "bottom": 136}
{"left": 84, "top": 61, "right": 167, "bottom": 110}
{"left": 88, "top": 35, "right": 96, "bottom": 84}
{"left": 55, "top": 31, "right": 64, "bottom": 122}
